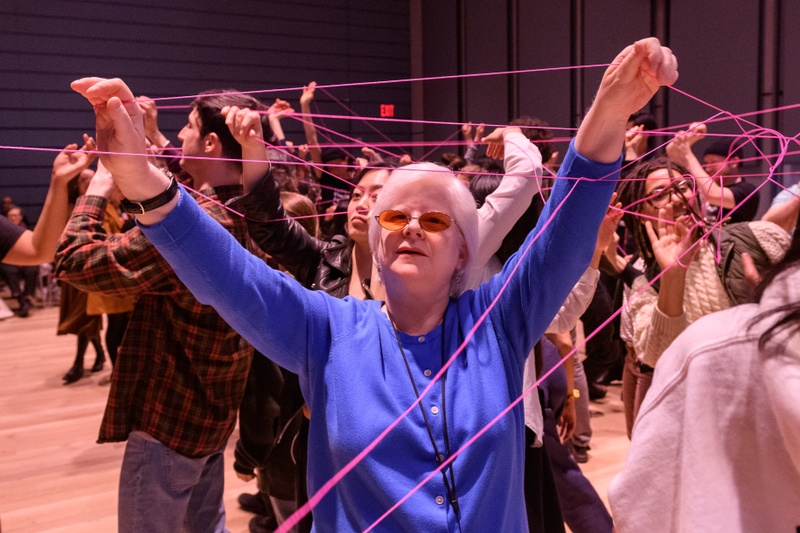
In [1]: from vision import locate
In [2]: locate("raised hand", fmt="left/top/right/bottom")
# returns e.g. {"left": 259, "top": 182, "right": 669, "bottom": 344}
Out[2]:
{"left": 686, "top": 122, "right": 707, "bottom": 145}
{"left": 576, "top": 38, "right": 678, "bottom": 164}
{"left": 221, "top": 105, "right": 269, "bottom": 190}
{"left": 473, "top": 123, "right": 485, "bottom": 143}
{"left": 267, "top": 98, "right": 294, "bottom": 120}
{"left": 461, "top": 123, "right": 473, "bottom": 141}
{"left": 71, "top": 77, "right": 171, "bottom": 220}
{"left": 137, "top": 95, "right": 170, "bottom": 149}
{"left": 665, "top": 130, "right": 694, "bottom": 168}
{"left": 300, "top": 81, "right": 317, "bottom": 108}
{"left": 71, "top": 77, "right": 149, "bottom": 181}
{"left": 596, "top": 37, "right": 679, "bottom": 118}
{"left": 624, "top": 124, "right": 646, "bottom": 159}
{"left": 482, "top": 126, "right": 525, "bottom": 161}
{"left": 221, "top": 105, "right": 266, "bottom": 149}
{"left": 665, "top": 127, "right": 708, "bottom": 180}
{"left": 51, "top": 134, "right": 97, "bottom": 185}
{"left": 482, "top": 127, "right": 507, "bottom": 160}
{"left": 645, "top": 206, "right": 698, "bottom": 271}
{"left": 361, "top": 146, "right": 383, "bottom": 163}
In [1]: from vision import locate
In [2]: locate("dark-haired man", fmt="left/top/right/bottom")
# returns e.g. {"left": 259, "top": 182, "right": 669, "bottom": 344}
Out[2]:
{"left": 700, "top": 139, "right": 760, "bottom": 223}
{"left": 56, "top": 89, "right": 269, "bottom": 533}
{"left": 668, "top": 134, "right": 760, "bottom": 224}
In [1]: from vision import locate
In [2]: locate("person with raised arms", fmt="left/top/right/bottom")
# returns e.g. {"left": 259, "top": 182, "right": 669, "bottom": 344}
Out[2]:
{"left": 72, "top": 37, "right": 677, "bottom": 532}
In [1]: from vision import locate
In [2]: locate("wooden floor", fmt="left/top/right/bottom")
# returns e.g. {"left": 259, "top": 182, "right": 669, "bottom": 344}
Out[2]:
{"left": 0, "top": 305, "right": 628, "bottom": 533}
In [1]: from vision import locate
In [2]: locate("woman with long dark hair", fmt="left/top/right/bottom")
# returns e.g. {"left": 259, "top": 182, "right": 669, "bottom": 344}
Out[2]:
{"left": 609, "top": 211, "right": 800, "bottom": 533}
{"left": 613, "top": 156, "right": 790, "bottom": 432}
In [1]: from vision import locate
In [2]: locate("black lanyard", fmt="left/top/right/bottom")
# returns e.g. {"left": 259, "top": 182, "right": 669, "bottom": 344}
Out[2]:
{"left": 390, "top": 307, "right": 463, "bottom": 529}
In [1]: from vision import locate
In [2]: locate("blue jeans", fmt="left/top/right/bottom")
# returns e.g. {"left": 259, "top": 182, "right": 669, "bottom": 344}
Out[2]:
{"left": 118, "top": 431, "right": 229, "bottom": 533}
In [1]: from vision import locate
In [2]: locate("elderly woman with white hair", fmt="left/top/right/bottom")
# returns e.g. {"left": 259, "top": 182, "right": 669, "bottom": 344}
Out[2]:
{"left": 72, "top": 38, "right": 677, "bottom": 532}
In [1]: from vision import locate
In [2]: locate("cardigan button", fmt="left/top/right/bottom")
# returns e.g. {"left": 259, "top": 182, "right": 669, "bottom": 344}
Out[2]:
{"left": 431, "top": 406, "right": 439, "bottom": 415}
{"left": 417, "top": 336, "right": 426, "bottom": 342}
{"left": 435, "top": 495, "right": 444, "bottom": 505}
{"left": 423, "top": 369, "right": 432, "bottom": 377}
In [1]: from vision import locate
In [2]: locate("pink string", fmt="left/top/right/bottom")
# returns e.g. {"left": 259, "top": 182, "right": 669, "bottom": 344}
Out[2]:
{"left": 281, "top": 111, "right": 581, "bottom": 132}
{"left": 419, "top": 128, "right": 460, "bottom": 162}
{"left": 4, "top": 63, "right": 799, "bottom": 531}
{"left": 317, "top": 86, "right": 410, "bottom": 156}
{"left": 286, "top": 114, "right": 404, "bottom": 160}
{"left": 278, "top": 175, "right": 582, "bottom": 533}
{"left": 134, "top": 63, "right": 614, "bottom": 103}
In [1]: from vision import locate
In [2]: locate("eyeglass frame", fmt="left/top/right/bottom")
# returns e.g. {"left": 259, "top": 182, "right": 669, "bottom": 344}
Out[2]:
{"left": 645, "top": 178, "right": 696, "bottom": 209}
{"left": 374, "top": 209, "right": 456, "bottom": 233}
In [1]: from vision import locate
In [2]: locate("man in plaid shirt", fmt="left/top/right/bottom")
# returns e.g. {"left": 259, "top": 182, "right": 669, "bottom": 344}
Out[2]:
{"left": 56, "top": 89, "right": 270, "bottom": 533}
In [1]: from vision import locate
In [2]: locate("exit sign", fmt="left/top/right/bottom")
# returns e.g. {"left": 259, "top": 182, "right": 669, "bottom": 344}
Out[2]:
{"left": 380, "top": 104, "right": 395, "bottom": 118}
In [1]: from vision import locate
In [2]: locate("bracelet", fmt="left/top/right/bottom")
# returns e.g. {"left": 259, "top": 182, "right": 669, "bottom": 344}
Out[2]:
{"left": 120, "top": 170, "right": 178, "bottom": 215}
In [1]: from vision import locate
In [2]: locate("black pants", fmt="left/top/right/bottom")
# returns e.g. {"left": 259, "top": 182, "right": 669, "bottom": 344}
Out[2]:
{"left": 525, "top": 422, "right": 566, "bottom": 533}
{"left": 105, "top": 312, "right": 131, "bottom": 366}
{"left": 580, "top": 282, "right": 622, "bottom": 386}
{"left": 0, "top": 263, "right": 38, "bottom": 299}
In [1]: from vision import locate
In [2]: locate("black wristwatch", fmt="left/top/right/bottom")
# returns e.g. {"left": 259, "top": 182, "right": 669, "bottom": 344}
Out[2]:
{"left": 120, "top": 171, "right": 179, "bottom": 215}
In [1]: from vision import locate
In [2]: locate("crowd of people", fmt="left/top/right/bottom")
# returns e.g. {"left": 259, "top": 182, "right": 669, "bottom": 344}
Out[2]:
{"left": 1, "top": 37, "right": 799, "bottom": 532}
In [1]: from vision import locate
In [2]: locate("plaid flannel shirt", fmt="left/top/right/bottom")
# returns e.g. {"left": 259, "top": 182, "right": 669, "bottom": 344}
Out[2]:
{"left": 56, "top": 186, "right": 255, "bottom": 458}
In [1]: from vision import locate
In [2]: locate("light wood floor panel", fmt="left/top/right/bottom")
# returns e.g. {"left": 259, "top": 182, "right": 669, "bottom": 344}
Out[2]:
{"left": 0, "top": 306, "right": 627, "bottom": 532}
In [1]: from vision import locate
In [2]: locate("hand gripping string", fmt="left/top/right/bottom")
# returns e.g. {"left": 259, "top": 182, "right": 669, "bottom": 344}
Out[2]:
{"left": 6, "top": 66, "right": 800, "bottom": 531}
{"left": 364, "top": 172, "right": 778, "bottom": 532}
{"left": 362, "top": 114, "right": 796, "bottom": 531}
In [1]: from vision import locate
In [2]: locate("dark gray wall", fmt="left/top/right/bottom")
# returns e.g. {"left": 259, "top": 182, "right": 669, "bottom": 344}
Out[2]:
{"left": 0, "top": 0, "right": 410, "bottom": 220}
{"left": 3, "top": 1, "right": 799, "bottom": 220}
{"left": 416, "top": 0, "right": 800, "bottom": 214}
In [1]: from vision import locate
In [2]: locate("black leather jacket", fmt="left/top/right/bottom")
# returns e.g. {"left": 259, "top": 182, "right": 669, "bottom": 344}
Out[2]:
{"left": 229, "top": 169, "right": 363, "bottom": 299}
{"left": 230, "top": 170, "right": 368, "bottom": 519}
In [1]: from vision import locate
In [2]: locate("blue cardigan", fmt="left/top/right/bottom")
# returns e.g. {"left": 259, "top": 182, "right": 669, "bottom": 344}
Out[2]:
{"left": 141, "top": 141, "right": 619, "bottom": 532}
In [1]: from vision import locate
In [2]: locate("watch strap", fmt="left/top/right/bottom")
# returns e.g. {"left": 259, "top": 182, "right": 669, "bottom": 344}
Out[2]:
{"left": 120, "top": 172, "right": 178, "bottom": 215}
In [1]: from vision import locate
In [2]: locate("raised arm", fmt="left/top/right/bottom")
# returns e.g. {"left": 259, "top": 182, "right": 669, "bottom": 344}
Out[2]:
{"left": 2, "top": 137, "right": 95, "bottom": 265}
{"left": 69, "top": 76, "right": 336, "bottom": 373}
{"left": 265, "top": 98, "right": 294, "bottom": 153}
{"left": 300, "top": 81, "right": 323, "bottom": 175}
{"left": 220, "top": 104, "right": 270, "bottom": 193}
{"left": 472, "top": 127, "right": 542, "bottom": 268}
{"left": 666, "top": 126, "right": 738, "bottom": 209}
{"left": 486, "top": 37, "right": 679, "bottom": 361}
{"left": 576, "top": 38, "right": 678, "bottom": 164}
{"left": 761, "top": 187, "right": 800, "bottom": 234}
{"left": 229, "top": 167, "right": 330, "bottom": 288}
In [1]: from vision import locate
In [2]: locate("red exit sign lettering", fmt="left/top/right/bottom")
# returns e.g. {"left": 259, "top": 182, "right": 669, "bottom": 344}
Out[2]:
{"left": 380, "top": 104, "right": 395, "bottom": 118}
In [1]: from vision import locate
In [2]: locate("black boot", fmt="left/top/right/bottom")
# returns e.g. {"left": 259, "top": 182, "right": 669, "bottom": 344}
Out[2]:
{"left": 90, "top": 337, "right": 106, "bottom": 373}
{"left": 63, "top": 363, "right": 84, "bottom": 384}
{"left": 64, "top": 336, "right": 87, "bottom": 384}
{"left": 91, "top": 356, "right": 105, "bottom": 373}
{"left": 17, "top": 296, "right": 31, "bottom": 318}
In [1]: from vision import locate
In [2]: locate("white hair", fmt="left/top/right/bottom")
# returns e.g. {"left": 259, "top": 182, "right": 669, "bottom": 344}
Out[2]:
{"left": 368, "top": 162, "right": 479, "bottom": 297}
